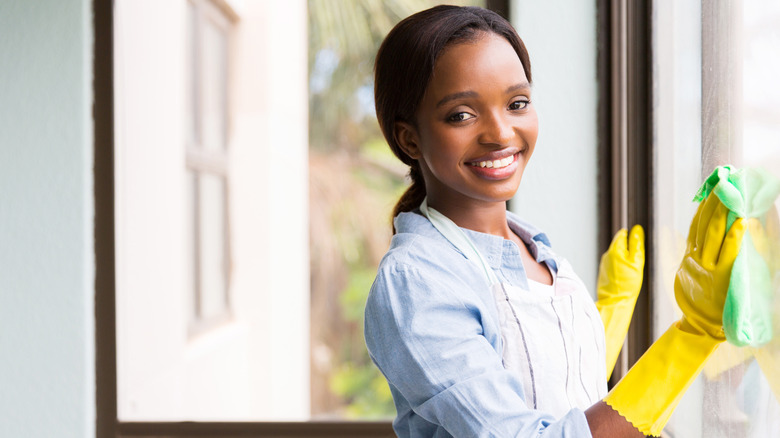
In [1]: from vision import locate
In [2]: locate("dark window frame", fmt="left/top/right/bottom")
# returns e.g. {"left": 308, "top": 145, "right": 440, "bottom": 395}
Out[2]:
{"left": 598, "top": 0, "right": 654, "bottom": 385}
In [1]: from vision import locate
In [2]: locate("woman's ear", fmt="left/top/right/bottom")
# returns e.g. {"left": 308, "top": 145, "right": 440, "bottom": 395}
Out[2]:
{"left": 394, "top": 121, "right": 421, "bottom": 159}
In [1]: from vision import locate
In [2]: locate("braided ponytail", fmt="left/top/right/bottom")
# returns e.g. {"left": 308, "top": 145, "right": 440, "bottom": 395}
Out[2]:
{"left": 392, "top": 163, "right": 426, "bottom": 233}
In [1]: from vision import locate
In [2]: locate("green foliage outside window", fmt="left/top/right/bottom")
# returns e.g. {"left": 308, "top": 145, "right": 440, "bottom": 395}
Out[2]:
{"left": 307, "top": 0, "right": 485, "bottom": 419}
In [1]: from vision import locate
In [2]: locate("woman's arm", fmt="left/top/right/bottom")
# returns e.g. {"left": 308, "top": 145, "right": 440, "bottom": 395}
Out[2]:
{"left": 586, "top": 402, "right": 645, "bottom": 437}
{"left": 367, "top": 193, "right": 746, "bottom": 437}
{"left": 367, "top": 257, "right": 644, "bottom": 437}
{"left": 587, "top": 194, "right": 748, "bottom": 437}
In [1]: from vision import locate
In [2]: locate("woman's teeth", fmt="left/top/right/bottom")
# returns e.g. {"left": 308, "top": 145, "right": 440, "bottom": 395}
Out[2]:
{"left": 470, "top": 155, "right": 514, "bottom": 169}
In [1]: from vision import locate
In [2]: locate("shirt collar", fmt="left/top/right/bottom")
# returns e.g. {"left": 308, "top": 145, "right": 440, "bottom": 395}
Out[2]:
{"left": 394, "top": 209, "right": 557, "bottom": 269}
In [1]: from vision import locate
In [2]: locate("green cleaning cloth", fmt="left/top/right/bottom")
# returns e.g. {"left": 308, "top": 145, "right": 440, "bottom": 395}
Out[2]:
{"left": 694, "top": 165, "right": 780, "bottom": 347}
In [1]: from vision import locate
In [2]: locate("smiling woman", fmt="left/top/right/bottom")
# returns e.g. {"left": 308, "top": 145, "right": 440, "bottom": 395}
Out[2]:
{"left": 364, "top": 7, "right": 626, "bottom": 436}
{"left": 363, "top": 5, "right": 756, "bottom": 438}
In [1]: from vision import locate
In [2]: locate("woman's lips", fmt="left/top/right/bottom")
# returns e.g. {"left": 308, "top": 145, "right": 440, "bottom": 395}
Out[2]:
{"left": 467, "top": 154, "right": 515, "bottom": 169}
{"left": 466, "top": 146, "right": 522, "bottom": 167}
{"left": 466, "top": 153, "right": 520, "bottom": 180}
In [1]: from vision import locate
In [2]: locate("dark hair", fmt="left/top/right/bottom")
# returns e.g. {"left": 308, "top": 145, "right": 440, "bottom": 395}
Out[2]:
{"left": 374, "top": 5, "right": 532, "bottom": 228}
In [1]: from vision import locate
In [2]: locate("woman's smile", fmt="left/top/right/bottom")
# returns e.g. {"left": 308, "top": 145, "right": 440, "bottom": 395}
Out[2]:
{"left": 466, "top": 151, "right": 520, "bottom": 180}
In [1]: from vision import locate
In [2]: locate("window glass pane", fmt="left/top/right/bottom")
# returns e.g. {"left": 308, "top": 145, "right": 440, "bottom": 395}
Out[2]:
{"left": 185, "top": 170, "right": 197, "bottom": 320}
{"left": 653, "top": 1, "right": 780, "bottom": 436}
{"left": 186, "top": 2, "right": 199, "bottom": 147}
{"left": 736, "top": 4, "right": 780, "bottom": 435}
{"left": 201, "top": 19, "right": 227, "bottom": 152}
{"left": 197, "top": 173, "right": 229, "bottom": 320}
{"left": 116, "top": 0, "right": 259, "bottom": 421}
{"left": 742, "top": 0, "right": 780, "bottom": 172}
{"left": 653, "top": 0, "right": 703, "bottom": 334}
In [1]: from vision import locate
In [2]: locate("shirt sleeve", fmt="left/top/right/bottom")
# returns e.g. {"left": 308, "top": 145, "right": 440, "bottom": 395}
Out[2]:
{"left": 364, "top": 260, "right": 594, "bottom": 437}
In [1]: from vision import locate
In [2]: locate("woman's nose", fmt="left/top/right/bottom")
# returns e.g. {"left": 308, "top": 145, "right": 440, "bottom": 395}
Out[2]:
{"left": 478, "top": 113, "right": 515, "bottom": 146}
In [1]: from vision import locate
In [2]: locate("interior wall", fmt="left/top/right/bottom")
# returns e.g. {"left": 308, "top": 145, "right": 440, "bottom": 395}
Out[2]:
{"left": 510, "top": 0, "right": 600, "bottom": 293}
{"left": 0, "top": 0, "right": 94, "bottom": 436}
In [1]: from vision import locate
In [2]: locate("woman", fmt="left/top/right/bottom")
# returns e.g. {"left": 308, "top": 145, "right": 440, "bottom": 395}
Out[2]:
{"left": 364, "top": 5, "right": 747, "bottom": 437}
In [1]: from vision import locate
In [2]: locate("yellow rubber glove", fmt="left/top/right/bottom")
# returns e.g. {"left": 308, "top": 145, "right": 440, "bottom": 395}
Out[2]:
{"left": 603, "top": 193, "right": 749, "bottom": 436}
{"left": 596, "top": 225, "right": 645, "bottom": 379}
{"left": 701, "top": 210, "right": 780, "bottom": 400}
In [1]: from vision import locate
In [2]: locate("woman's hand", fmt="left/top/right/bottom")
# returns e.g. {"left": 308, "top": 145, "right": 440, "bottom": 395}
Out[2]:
{"left": 675, "top": 192, "right": 747, "bottom": 340}
{"left": 596, "top": 225, "right": 645, "bottom": 377}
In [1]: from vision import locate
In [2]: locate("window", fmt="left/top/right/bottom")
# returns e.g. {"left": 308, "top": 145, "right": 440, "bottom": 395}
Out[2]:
{"left": 653, "top": 0, "right": 780, "bottom": 436}
{"left": 104, "top": 1, "right": 752, "bottom": 437}
{"left": 185, "top": 0, "right": 232, "bottom": 329}
{"left": 115, "top": 0, "right": 295, "bottom": 422}
{"left": 111, "top": 0, "right": 487, "bottom": 434}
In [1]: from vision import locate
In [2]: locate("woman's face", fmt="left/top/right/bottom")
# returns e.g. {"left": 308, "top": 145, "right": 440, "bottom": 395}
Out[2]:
{"left": 397, "top": 32, "right": 538, "bottom": 211}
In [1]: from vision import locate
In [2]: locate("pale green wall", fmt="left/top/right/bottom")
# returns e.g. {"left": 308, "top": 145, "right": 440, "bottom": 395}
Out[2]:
{"left": 510, "top": 0, "right": 600, "bottom": 293}
{"left": 0, "top": 0, "right": 94, "bottom": 436}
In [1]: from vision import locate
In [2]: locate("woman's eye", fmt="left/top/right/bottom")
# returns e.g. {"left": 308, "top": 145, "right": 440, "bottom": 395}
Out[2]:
{"left": 447, "top": 112, "right": 474, "bottom": 122}
{"left": 509, "top": 99, "right": 530, "bottom": 110}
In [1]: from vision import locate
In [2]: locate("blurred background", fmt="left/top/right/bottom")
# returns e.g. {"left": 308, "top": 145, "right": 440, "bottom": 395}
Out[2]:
{"left": 1, "top": 0, "right": 779, "bottom": 437}
{"left": 113, "top": 0, "right": 484, "bottom": 422}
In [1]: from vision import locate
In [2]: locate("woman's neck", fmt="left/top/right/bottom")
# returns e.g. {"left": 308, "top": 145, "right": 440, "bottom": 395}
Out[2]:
{"left": 426, "top": 197, "right": 513, "bottom": 239}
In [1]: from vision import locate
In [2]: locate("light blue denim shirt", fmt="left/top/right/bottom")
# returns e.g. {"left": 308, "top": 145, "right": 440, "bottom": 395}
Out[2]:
{"left": 364, "top": 210, "right": 594, "bottom": 437}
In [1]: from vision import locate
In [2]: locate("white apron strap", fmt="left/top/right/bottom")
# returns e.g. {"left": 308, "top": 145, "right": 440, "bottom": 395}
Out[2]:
{"left": 419, "top": 198, "right": 499, "bottom": 286}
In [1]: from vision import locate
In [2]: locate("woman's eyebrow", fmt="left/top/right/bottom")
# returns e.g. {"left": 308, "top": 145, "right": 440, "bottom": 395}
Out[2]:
{"left": 505, "top": 81, "right": 531, "bottom": 93}
{"left": 436, "top": 82, "right": 531, "bottom": 108}
{"left": 436, "top": 90, "right": 478, "bottom": 108}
